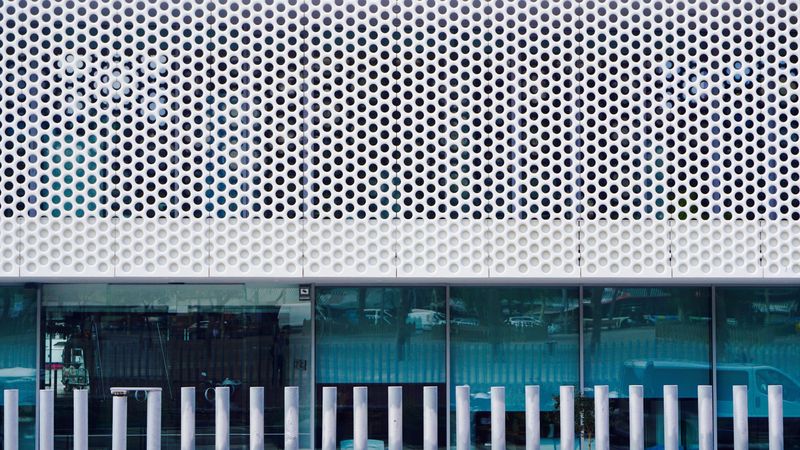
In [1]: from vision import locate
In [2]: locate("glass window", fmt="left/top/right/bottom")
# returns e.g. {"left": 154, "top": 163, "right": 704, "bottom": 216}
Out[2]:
{"left": 0, "top": 286, "right": 38, "bottom": 450}
{"left": 716, "top": 287, "right": 800, "bottom": 448}
{"left": 41, "top": 284, "right": 311, "bottom": 449}
{"left": 315, "top": 286, "right": 446, "bottom": 449}
{"left": 583, "top": 287, "right": 711, "bottom": 449}
{"left": 450, "top": 287, "right": 580, "bottom": 449}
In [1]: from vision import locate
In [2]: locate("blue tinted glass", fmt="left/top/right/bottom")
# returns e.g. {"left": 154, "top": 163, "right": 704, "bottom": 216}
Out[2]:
{"left": 315, "top": 286, "right": 447, "bottom": 448}
{"left": 716, "top": 286, "right": 800, "bottom": 448}
{"left": 583, "top": 287, "right": 711, "bottom": 449}
{"left": 0, "top": 286, "right": 37, "bottom": 450}
{"left": 41, "top": 284, "right": 311, "bottom": 449}
{"left": 450, "top": 286, "right": 580, "bottom": 448}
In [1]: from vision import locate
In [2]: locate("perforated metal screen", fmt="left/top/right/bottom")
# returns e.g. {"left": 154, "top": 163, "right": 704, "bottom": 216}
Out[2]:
{"left": 0, "top": 0, "right": 798, "bottom": 278}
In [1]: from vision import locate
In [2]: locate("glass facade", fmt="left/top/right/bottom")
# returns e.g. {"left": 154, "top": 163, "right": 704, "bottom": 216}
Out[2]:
{"left": 716, "top": 287, "right": 800, "bottom": 448}
{"left": 40, "top": 284, "right": 311, "bottom": 449}
{"left": 583, "top": 287, "right": 711, "bottom": 449}
{"left": 450, "top": 287, "right": 580, "bottom": 448}
{"left": 315, "top": 287, "right": 446, "bottom": 449}
{"left": 0, "top": 286, "right": 37, "bottom": 450}
{"left": 0, "top": 283, "right": 794, "bottom": 448}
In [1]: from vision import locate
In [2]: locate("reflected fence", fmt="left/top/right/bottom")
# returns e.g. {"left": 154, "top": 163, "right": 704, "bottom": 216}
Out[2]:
{"left": 2, "top": 384, "right": 787, "bottom": 450}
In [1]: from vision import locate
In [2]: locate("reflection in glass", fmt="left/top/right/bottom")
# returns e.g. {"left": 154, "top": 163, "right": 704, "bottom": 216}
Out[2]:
{"left": 450, "top": 287, "right": 580, "bottom": 449}
{"left": 41, "top": 284, "right": 311, "bottom": 449}
{"left": 315, "top": 286, "right": 446, "bottom": 449}
{"left": 583, "top": 287, "right": 711, "bottom": 450}
{"left": 0, "top": 286, "right": 37, "bottom": 450}
{"left": 716, "top": 287, "right": 800, "bottom": 449}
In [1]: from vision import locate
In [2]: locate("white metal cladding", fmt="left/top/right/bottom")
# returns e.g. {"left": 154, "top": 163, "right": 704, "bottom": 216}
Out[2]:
{"left": 0, "top": 0, "right": 798, "bottom": 279}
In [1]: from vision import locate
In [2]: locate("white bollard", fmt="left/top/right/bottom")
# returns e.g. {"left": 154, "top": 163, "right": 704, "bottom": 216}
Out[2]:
{"left": 663, "top": 385, "right": 679, "bottom": 450}
{"left": 4, "top": 389, "right": 18, "bottom": 450}
{"left": 698, "top": 385, "right": 713, "bottom": 450}
{"left": 40, "top": 389, "right": 54, "bottom": 450}
{"left": 629, "top": 385, "right": 644, "bottom": 450}
{"left": 215, "top": 387, "right": 230, "bottom": 450}
{"left": 285, "top": 386, "right": 299, "bottom": 450}
{"left": 353, "top": 386, "right": 368, "bottom": 450}
{"left": 388, "top": 386, "right": 402, "bottom": 450}
{"left": 594, "top": 386, "right": 609, "bottom": 450}
{"left": 769, "top": 385, "right": 783, "bottom": 450}
{"left": 112, "top": 392, "right": 127, "bottom": 450}
{"left": 74, "top": 389, "right": 89, "bottom": 450}
{"left": 424, "top": 386, "right": 438, "bottom": 450}
{"left": 250, "top": 387, "right": 264, "bottom": 450}
{"left": 181, "top": 387, "right": 195, "bottom": 450}
{"left": 733, "top": 385, "right": 748, "bottom": 450}
{"left": 491, "top": 387, "right": 506, "bottom": 450}
{"left": 456, "top": 385, "right": 470, "bottom": 450}
{"left": 559, "top": 386, "right": 574, "bottom": 450}
{"left": 147, "top": 391, "right": 162, "bottom": 450}
{"left": 525, "top": 386, "right": 540, "bottom": 450}
{"left": 322, "top": 387, "right": 338, "bottom": 450}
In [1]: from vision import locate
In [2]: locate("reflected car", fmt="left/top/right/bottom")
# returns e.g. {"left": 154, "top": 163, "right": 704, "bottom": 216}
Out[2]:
{"left": 406, "top": 309, "right": 446, "bottom": 331}
{"left": 505, "top": 316, "right": 544, "bottom": 328}
{"left": 451, "top": 317, "right": 479, "bottom": 327}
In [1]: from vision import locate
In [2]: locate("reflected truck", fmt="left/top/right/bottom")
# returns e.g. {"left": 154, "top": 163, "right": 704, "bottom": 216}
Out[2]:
{"left": 621, "top": 359, "right": 800, "bottom": 449}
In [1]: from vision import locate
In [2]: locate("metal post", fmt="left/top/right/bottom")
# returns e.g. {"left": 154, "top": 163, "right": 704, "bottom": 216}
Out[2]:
{"left": 491, "top": 387, "right": 505, "bottom": 450}
{"left": 733, "top": 385, "right": 748, "bottom": 450}
{"left": 560, "top": 386, "right": 574, "bottom": 450}
{"left": 594, "top": 385, "right": 609, "bottom": 450}
{"left": 629, "top": 385, "right": 644, "bottom": 450}
{"left": 698, "top": 385, "right": 713, "bottom": 450}
{"left": 285, "top": 386, "right": 299, "bottom": 450}
{"left": 456, "top": 385, "right": 470, "bottom": 450}
{"left": 424, "top": 386, "right": 438, "bottom": 450}
{"left": 525, "top": 386, "right": 540, "bottom": 450}
{"left": 388, "top": 386, "right": 402, "bottom": 450}
{"left": 353, "top": 386, "right": 368, "bottom": 450}
{"left": 250, "top": 387, "right": 264, "bottom": 450}
{"left": 39, "top": 389, "right": 54, "bottom": 450}
{"left": 147, "top": 390, "right": 162, "bottom": 450}
{"left": 664, "top": 385, "right": 679, "bottom": 450}
{"left": 74, "top": 389, "right": 88, "bottom": 450}
{"left": 181, "top": 387, "right": 195, "bottom": 450}
{"left": 216, "top": 387, "right": 230, "bottom": 450}
{"left": 322, "top": 387, "right": 337, "bottom": 450}
{"left": 769, "top": 385, "right": 783, "bottom": 450}
{"left": 4, "top": 389, "right": 18, "bottom": 450}
{"left": 112, "top": 391, "right": 127, "bottom": 450}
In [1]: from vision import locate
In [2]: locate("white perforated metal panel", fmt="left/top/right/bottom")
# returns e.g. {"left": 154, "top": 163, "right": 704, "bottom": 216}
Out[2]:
{"left": 0, "top": 0, "right": 799, "bottom": 281}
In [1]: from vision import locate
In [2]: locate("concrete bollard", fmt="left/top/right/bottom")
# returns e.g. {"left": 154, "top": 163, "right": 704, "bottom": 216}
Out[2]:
{"left": 733, "top": 385, "right": 748, "bottom": 450}
{"left": 491, "top": 387, "right": 506, "bottom": 450}
{"left": 285, "top": 386, "right": 299, "bottom": 450}
{"left": 629, "top": 385, "right": 644, "bottom": 450}
{"left": 147, "top": 390, "right": 161, "bottom": 450}
{"left": 594, "top": 385, "right": 609, "bottom": 450}
{"left": 525, "top": 386, "right": 540, "bottom": 450}
{"left": 423, "top": 386, "right": 438, "bottom": 450}
{"left": 353, "top": 386, "right": 368, "bottom": 450}
{"left": 769, "top": 385, "right": 783, "bottom": 450}
{"left": 215, "top": 387, "right": 230, "bottom": 450}
{"left": 456, "top": 385, "right": 470, "bottom": 450}
{"left": 388, "top": 386, "right": 402, "bottom": 450}
{"left": 74, "top": 389, "right": 88, "bottom": 450}
{"left": 250, "top": 387, "right": 264, "bottom": 450}
{"left": 559, "top": 386, "right": 574, "bottom": 450}
{"left": 4, "top": 390, "right": 18, "bottom": 450}
{"left": 698, "top": 385, "right": 713, "bottom": 450}
{"left": 181, "top": 387, "right": 195, "bottom": 450}
{"left": 111, "top": 391, "right": 127, "bottom": 450}
{"left": 664, "top": 385, "right": 679, "bottom": 450}
{"left": 322, "top": 387, "right": 338, "bottom": 450}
